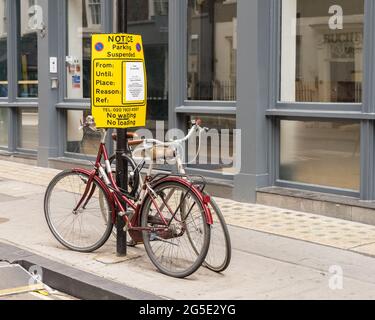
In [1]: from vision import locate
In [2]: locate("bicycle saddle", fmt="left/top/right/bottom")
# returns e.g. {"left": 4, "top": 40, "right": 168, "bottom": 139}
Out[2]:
{"left": 111, "top": 132, "right": 139, "bottom": 141}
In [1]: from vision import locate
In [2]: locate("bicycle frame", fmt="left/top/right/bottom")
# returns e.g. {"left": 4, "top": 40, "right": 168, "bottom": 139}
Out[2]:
{"left": 73, "top": 129, "right": 213, "bottom": 236}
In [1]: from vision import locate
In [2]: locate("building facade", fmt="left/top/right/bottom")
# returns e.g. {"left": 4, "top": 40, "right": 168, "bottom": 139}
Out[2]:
{"left": 0, "top": 0, "right": 374, "bottom": 204}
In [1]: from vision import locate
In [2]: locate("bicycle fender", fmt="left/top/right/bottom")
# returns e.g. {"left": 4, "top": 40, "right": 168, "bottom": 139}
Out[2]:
{"left": 72, "top": 168, "right": 117, "bottom": 223}
{"left": 152, "top": 177, "right": 214, "bottom": 225}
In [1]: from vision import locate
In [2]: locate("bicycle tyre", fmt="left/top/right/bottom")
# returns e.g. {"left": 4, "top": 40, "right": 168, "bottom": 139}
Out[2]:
{"left": 141, "top": 180, "right": 211, "bottom": 278}
{"left": 45, "top": 170, "right": 114, "bottom": 253}
{"left": 203, "top": 194, "right": 232, "bottom": 272}
{"left": 182, "top": 191, "right": 231, "bottom": 273}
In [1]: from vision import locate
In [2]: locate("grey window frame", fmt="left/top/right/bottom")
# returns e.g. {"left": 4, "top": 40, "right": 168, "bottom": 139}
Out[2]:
{"left": 0, "top": 0, "right": 9, "bottom": 152}
{"left": 0, "top": 1, "right": 8, "bottom": 104}
{"left": 266, "top": 0, "right": 375, "bottom": 200}
{"left": 16, "top": 1, "right": 39, "bottom": 101}
{"left": 0, "top": 0, "right": 39, "bottom": 155}
{"left": 269, "top": 0, "right": 364, "bottom": 114}
{"left": 9, "top": 0, "right": 114, "bottom": 161}
{"left": 55, "top": 0, "right": 114, "bottom": 161}
{"left": 169, "top": 0, "right": 236, "bottom": 181}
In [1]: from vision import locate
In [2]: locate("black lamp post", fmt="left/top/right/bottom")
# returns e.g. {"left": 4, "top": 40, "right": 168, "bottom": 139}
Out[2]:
{"left": 115, "top": 0, "right": 128, "bottom": 256}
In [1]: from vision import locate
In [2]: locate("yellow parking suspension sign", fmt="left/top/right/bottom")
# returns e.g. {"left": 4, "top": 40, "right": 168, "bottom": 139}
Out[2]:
{"left": 91, "top": 33, "right": 147, "bottom": 128}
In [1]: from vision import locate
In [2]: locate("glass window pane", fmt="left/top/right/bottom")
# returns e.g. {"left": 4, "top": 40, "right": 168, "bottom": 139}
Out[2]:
{"left": 18, "top": 108, "right": 39, "bottom": 150}
{"left": 280, "top": 120, "right": 360, "bottom": 191}
{"left": 281, "top": 0, "right": 364, "bottom": 103}
{"left": 66, "top": 110, "right": 101, "bottom": 156}
{"left": 18, "top": 0, "right": 39, "bottom": 98}
{"left": 0, "top": 0, "right": 7, "bottom": 97}
{"left": 0, "top": 108, "right": 8, "bottom": 147}
{"left": 128, "top": 0, "right": 169, "bottom": 136}
{"left": 187, "top": 115, "right": 236, "bottom": 175}
{"left": 66, "top": 0, "right": 102, "bottom": 99}
{"left": 187, "top": 0, "right": 237, "bottom": 101}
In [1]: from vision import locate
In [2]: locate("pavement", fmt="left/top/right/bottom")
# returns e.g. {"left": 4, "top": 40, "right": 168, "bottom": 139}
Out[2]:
{"left": 2, "top": 159, "right": 375, "bottom": 299}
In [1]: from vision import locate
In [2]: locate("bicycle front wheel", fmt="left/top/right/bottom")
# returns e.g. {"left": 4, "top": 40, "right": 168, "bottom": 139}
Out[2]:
{"left": 44, "top": 170, "right": 114, "bottom": 253}
{"left": 141, "top": 181, "right": 211, "bottom": 278}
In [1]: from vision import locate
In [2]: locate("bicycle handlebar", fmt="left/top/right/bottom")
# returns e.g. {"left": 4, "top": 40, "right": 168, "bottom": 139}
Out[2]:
{"left": 80, "top": 116, "right": 208, "bottom": 153}
{"left": 141, "top": 121, "right": 209, "bottom": 149}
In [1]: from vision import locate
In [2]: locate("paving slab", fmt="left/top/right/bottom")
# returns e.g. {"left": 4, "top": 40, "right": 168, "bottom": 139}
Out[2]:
{"left": 94, "top": 251, "right": 142, "bottom": 265}
{"left": 214, "top": 197, "right": 375, "bottom": 254}
{"left": 0, "top": 193, "right": 22, "bottom": 203}
{"left": 352, "top": 242, "right": 375, "bottom": 256}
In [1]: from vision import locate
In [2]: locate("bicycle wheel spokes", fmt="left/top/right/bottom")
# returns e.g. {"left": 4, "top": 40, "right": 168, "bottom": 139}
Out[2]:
{"left": 142, "top": 182, "right": 210, "bottom": 278}
{"left": 45, "top": 171, "right": 113, "bottom": 252}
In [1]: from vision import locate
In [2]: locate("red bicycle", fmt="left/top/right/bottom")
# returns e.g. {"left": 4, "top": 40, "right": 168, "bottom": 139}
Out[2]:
{"left": 44, "top": 116, "right": 213, "bottom": 278}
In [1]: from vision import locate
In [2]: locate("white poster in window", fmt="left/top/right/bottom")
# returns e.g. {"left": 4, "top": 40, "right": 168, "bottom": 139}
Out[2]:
{"left": 125, "top": 62, "right": 145, "bottom": 103}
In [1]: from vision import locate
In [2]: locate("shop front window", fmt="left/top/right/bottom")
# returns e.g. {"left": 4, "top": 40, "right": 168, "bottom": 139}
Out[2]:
{"left": 281, "top": 0, "right": 364, "bottom": 103}
{"left": 128, "top": 0, "right": 169, "bottom": 135}
{"left": 280, "top": 120, "right": 360, "bottom": 191}
{"left": 88, "top": 0, "right": 101, "bottom": 25}
{"left": 66, "top": 110, "right": 101, "bottom": 155}
{"left": 18, "top": 108, "right": 39, "bottom": 150}
{"left": 187, "top": 0, "right": 237, "bottom": 101}
{"left": 0, "top": 108, "right": 8, "bottom": 147}
{"left": 0, "top": 0, "right": 7, "bottom": 98}
{"left": 18, "top": 0, "right": 38, "bottom": 98}
{"left": 187, "top": 115, "right": 236, "bottom": 175}
{"left": 66, "top": 0, "right": 102, "bottom": 99}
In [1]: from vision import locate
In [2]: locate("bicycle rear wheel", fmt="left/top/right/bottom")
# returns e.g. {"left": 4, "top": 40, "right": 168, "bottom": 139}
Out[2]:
{"left": 44, "top": 170, "right": 113, "bottom": 253}
{"left": 202, "top": 195, "right": 232, "bottom": 272}
{"left": 141, "top": 181, "right": 211, "bottom": 278}
{"left": 182, "top": 192, "right": 231, "bottom": 273}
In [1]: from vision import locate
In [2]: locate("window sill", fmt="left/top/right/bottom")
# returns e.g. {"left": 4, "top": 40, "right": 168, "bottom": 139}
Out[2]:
{"left": 266, "top": 109, "right": 375, "bottom": 120}
{"left": 176, "top": 106, "right": 237, "bottom": 115}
